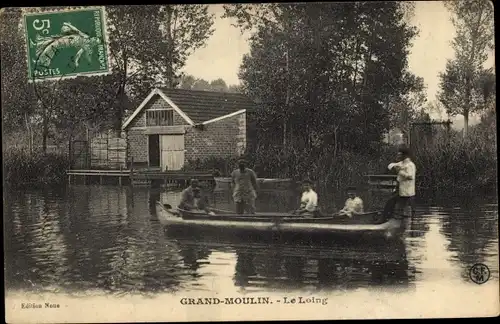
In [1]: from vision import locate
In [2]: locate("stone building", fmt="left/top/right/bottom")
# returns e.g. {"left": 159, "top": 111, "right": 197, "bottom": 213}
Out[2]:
{"left": 121, "top": 87, "right": 257, "bottom": 170}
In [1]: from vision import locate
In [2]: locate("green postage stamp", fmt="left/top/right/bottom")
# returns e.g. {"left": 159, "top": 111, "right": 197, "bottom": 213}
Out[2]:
{"left": 23, "top": 7, "right": 111, "bottom": 82}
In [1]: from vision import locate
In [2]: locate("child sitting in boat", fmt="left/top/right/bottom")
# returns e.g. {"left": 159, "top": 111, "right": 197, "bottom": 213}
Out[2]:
{"left": 339, "top": 186, "right": 364, "bottom": 218}
{"left": 178, "top": 179, "right": 215, "bottom": 215}
{"left": 293, "top": 179, "right": 319, "bottom": 217}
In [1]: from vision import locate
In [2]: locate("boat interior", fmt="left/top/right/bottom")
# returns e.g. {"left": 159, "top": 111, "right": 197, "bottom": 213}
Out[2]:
{"left": 158, "top": 202, "right": 387, "bottom": 225}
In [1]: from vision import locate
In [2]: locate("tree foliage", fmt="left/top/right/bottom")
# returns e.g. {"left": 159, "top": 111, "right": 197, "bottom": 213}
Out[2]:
{"left": 105, "top": 5, "right": 215, "bottom": 129}
{"left": 2, "top": 5, "right": 216, "bottom": 151}
{"left": 224, "top": 2, "right": 420, "bottom": 154}
{"left": 178, "top": 74, "right": 241, "bottom": 92}
{"left": 388, "top": 74, "right": 427, "bottom": 141}
{"left": 0, "top": 9, "right": 37, "bottom": 131}
{"left": 438, "top": 0, "right": 495, "bottom": 137}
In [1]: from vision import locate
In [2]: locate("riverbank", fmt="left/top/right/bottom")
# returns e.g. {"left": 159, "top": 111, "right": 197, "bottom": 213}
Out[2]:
{"left": 3, "top": 148, "right": 69, "bottom": 189}
{"left": 182, "top": 140, "right": 497, "bottom": 199}
{"left": 4, "top": 134, "right": 496, "bottom": 197}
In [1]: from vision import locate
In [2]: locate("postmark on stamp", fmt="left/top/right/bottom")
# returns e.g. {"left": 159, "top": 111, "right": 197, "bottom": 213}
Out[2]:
{"left": 23, "top": 6, "right": 111, "bottom": 82}
{"left": 469, "top": 263, "right": 490, "bottom": 285}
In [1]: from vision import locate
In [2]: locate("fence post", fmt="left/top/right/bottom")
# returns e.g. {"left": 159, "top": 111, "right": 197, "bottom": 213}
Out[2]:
{"left": 129, "top": 156, "right": 134, "bottom": 186}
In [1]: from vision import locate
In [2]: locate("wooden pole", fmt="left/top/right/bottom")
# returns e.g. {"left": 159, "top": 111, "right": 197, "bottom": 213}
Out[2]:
{"left": 130, "top": 156, "right": 134, "bottom": 187}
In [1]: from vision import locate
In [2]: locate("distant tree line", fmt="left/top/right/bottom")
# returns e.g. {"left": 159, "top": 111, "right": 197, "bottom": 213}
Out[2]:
{"left": 177, "top": 74, "right": 242, "bottom": 93}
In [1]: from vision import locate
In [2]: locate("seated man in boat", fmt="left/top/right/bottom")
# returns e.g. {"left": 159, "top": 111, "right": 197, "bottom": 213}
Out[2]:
{"left": 231, "top": 158, "right": 258, "bottom": 214}
{"left": 338, "top": 186, "right": 364, "bottom": 218}
{"left": 178, "top": 179, "right": 214, "bottom": 214}
{"left": 293, "top": 179, "right": 319, "bottom": 217}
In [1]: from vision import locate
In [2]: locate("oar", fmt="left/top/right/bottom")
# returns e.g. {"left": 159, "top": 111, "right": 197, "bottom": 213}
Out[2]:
{"left": 162, "top": 203, "right": 230, "bottom": 214}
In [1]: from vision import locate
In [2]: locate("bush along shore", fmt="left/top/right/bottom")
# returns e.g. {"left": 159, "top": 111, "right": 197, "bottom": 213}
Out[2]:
{"left": 3, "top": 148, "right": 70, "bottom": 189}
{"left": 182, "top": 137, "right": 497, "bottom": 201}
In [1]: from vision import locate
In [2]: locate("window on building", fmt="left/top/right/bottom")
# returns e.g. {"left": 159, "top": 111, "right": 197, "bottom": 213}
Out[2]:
{"left": 146, "top": 109, "right": 174, "bottom": 126}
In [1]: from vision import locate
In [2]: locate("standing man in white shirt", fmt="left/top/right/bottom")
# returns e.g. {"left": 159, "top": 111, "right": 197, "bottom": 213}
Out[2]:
{"left": 294, "top": 179, "right": 318, "bottom": 217}
{"left": 383, "top": 146, "right": 417, "bottom": 219}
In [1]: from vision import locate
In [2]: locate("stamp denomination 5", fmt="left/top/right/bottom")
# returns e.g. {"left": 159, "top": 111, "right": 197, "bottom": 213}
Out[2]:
{"left": 23, "top": 6, "right": 111, "bottom": 82}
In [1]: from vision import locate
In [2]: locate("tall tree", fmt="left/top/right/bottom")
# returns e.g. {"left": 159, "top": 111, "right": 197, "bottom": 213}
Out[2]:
{"left": 0, "top": 8, "right": 38, "bottom": 148}
{"left": 438, "top": 0, "right": 494, "bottom": 137}
{"left": 106, "top": 5, "right": 215, "bottom": 130}
{"left": 226, "top": 3, "right": 419, "bottom": 153}
{"left": 159, "top": 5, "right": 215, "bottom": 88}
{"left": 105, "top": 6, "right": 167, "bottom": 131}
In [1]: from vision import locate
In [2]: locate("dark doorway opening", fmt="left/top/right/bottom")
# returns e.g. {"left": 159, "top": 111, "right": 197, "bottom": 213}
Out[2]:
{"left": 148, "top": 134, "right": 160, "bottom": 167}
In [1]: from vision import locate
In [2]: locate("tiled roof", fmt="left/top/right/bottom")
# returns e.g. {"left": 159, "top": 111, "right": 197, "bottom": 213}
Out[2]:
{"left": 159, "top": 88, "right": 257, "bottom": 124}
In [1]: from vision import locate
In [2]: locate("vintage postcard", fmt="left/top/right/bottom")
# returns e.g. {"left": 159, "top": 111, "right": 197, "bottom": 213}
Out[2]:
{"left": 2, "top": 2, "right": 498, "bottom": 323}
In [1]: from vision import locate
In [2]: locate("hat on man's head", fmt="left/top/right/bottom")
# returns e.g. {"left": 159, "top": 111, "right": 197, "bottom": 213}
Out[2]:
{"left": 190, "top": 179, "right": 200, "bottom": 188}
{"left": 302, "top": 178, "right": 313, "bottom": 185}
{"left": 398, "top": 145, "right": 411, "bottom": 156}
{"left": 346, "top": 186, "right": 357, "bottom": 192}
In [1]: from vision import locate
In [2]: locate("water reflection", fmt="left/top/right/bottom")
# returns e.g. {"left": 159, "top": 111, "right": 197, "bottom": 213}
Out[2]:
{"left": 440, "top": 204, "right": 499, "bottom": 281}
{"left": 3, "top": 185, "right": 498, "bottom": 296}
{"left": 171, "top": 237, "right": 413, "bottom": 292}
{"left": 5, "top": 187, "right": 186, "bottom": 295}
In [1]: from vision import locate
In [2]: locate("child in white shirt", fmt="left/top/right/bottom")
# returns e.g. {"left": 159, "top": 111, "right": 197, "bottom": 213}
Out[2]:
{"left": 339, "top": 186, "right": 364, "bottom": 218}
{"left": 295, "top": 179, "right": 318, "bottom": 216}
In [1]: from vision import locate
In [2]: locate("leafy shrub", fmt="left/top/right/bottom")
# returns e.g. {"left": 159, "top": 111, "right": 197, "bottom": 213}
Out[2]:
{"left": 3, "top": 148, "right": 69, "bottom": 188}
{"left": 415, "top": 130, "right": 497, "bottom": 198}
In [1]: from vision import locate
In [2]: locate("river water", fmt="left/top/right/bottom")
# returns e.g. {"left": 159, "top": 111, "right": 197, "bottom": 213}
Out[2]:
{"left": 4, "top": 185, "right": 499, "bottom": 320}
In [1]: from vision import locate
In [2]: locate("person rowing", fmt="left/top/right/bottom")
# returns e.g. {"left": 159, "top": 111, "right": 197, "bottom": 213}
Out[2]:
{"left": 178, "top": 179, "right": 215, "bottom": 215}
{"left": 292, "top": 179, "right": 319, "bottom": 217}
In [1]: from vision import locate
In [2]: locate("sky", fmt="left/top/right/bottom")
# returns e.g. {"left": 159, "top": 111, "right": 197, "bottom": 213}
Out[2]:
{"left": 182, "top": 2, "right": 495, "bottom": 129}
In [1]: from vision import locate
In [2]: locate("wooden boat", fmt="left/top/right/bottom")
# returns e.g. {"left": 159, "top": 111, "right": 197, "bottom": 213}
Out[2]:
{"left": 155, "top": 202, "right": 404, "bottom": 241}
{"left": 214, "top": 177, "right": 294, "bottom": 191}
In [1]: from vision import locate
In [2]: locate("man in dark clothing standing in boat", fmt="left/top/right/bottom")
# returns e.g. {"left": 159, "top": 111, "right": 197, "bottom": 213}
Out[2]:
{"left": 178, "top": 179, "right": 213, "bottom": 214}
{"left": 231, "top": 158, "right": 258, "bottom": 214}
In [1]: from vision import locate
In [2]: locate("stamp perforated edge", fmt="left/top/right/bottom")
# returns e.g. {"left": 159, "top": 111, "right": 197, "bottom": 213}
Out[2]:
{"left": 22, "top": 6, "right": 113, "bottom": 83}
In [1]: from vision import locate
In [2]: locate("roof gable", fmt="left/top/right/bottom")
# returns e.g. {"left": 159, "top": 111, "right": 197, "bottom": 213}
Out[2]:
{"left": 122, "top": 88, "right": 257, "bottom": 129}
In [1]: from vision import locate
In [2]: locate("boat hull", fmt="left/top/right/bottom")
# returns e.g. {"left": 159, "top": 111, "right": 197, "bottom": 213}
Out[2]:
{"left": 155, "top": 202, "right": 403, "bottom": 241}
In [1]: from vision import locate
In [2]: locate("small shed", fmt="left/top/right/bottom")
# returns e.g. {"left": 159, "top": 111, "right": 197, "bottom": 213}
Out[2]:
{"left": 122, "top": 88, "right": 257, "bottom": 171}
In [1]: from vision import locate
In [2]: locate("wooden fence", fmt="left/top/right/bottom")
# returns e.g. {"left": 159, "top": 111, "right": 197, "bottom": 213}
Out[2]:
{"left": 90, "top": 131, "right": 127, "bottom": 169}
